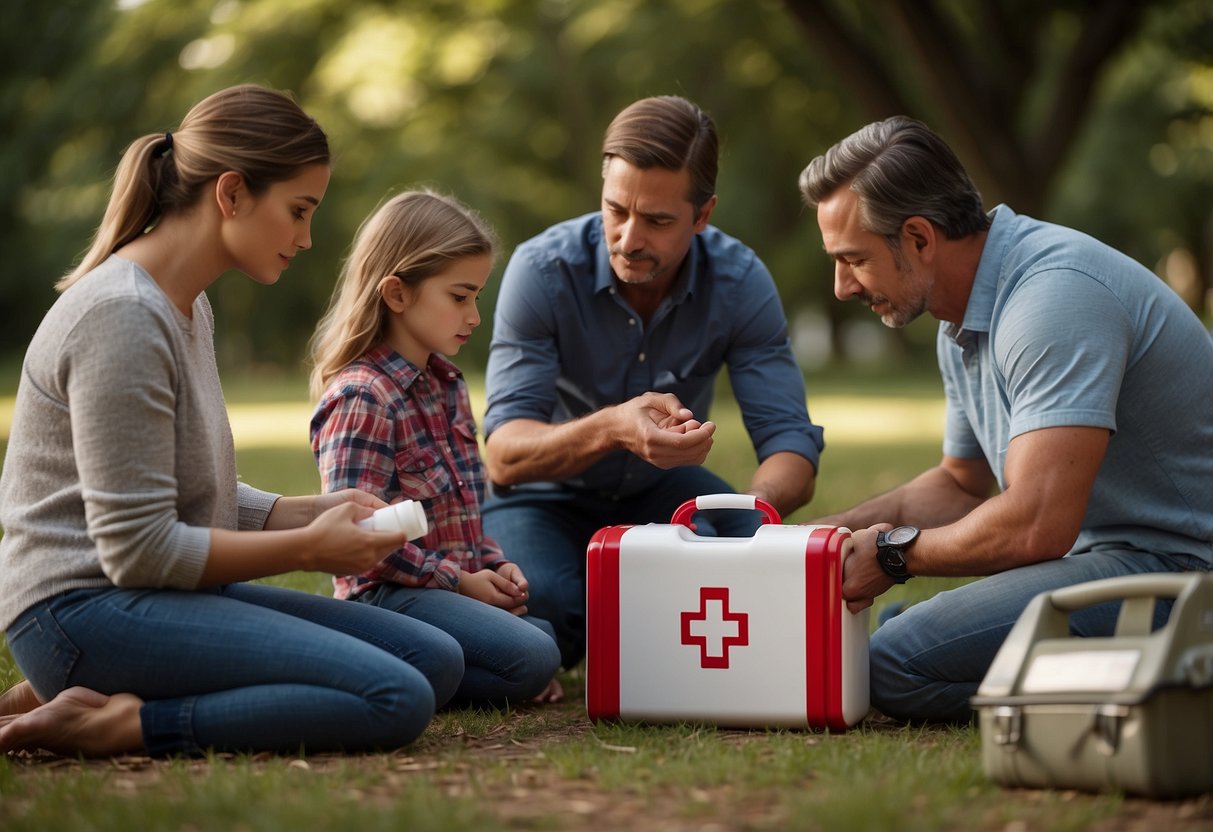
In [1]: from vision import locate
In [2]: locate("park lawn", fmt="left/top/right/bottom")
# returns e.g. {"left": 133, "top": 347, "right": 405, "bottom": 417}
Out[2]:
{"left": 0, "top": 369, "right": 1205, "bottom": 830}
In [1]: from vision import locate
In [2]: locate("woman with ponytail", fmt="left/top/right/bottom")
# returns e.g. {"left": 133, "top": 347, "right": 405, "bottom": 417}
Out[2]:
{"left": 0, "top": 85, "right": 462, "bottom": 757}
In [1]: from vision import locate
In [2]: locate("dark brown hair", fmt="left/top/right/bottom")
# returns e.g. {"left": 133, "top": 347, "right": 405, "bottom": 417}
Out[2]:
{"left": 602, "top": 96, "right": 718, "bottom": 212}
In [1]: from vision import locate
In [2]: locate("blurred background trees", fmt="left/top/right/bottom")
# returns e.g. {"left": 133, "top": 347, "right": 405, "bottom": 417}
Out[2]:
{"left": 2, "top": 0, "right": 1210, "bottom": 380}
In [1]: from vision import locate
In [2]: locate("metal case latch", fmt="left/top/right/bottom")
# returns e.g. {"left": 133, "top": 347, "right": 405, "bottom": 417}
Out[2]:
{"left": 1092, "top": 704, "right": 1130, "bottom": 756}
{"left": 993, "top": 705, "right": 1022, "bottom": 748}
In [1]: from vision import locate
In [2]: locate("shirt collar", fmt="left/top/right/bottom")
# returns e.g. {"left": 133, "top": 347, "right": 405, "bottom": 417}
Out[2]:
{"left": 363, "top": 342, "right": 463, "bottom": 389}
{"left": 948, "top": 204, "right": 1014, "bottom": 341}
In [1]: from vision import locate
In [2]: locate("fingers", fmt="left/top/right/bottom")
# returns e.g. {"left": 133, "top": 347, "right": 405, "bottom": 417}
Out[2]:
{"left": 502, "top": 564, "right": 529, "bottom": 594}
{"left": 644, "top": 421, "right": 715, "bottom": 468}
{"left": 847, "top": 597, "right": 874, "bottom": 614}
{"left": 340, "top": 489, "right": 388, "bottom": 509}
{"left": 315, "top": 489, "right": 386, "bottom": 515}
{"left": 484, "top": 569, "right": 524, "bottom": 598}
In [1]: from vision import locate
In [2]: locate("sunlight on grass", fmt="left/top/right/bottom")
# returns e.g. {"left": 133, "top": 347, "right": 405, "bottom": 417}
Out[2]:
{"left": 226, "top": 402, "right": 315, "bottom": 449}
{"left": 0, "top": 392, "right": 944, "bottom": 449}
{"left": 218, "top": 392, "right": 945, "bottom": 451}
{"left": 810, "top": 396, "right": 944, "bottom": 445}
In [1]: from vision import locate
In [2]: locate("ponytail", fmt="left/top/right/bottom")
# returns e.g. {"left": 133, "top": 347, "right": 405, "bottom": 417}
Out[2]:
{"left": 57, "top": 85, "right": 329, "bottom": 292}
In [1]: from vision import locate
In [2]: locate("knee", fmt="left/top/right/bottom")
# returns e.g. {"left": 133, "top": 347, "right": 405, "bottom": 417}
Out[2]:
{"left": 411, "top": 633, "right": 465, "bottom": 710}
{"left": 520, "top": 626, "right": 562, "bottom": 695}
{"left": 366, "top": 664, "right": 438, "bottom": 749}
{"left": 487, "top": 621, "right": 562, "bottom": 704}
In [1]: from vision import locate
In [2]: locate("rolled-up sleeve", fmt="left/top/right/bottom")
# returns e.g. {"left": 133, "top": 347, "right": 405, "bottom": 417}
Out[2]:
{"left": 725, "top": 260, "right": 824, "bottom": 470}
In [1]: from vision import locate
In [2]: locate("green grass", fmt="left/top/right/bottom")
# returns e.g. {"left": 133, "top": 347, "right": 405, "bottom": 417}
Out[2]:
{"left": 0, "top": 365, "right": 1186, "bottom": 830}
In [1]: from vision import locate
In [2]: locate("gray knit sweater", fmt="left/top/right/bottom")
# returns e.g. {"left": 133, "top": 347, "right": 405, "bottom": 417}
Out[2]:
{"left": 0, "top": 256, "right": 279, "bottom": 630}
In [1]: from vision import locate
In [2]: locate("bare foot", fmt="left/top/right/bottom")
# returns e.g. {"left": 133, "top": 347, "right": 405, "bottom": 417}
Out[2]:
{"left": 0, "top": 680, "right": 43, "bottom": 717}
{"left": 531, "top": 677, "right": 564, "bottom": 704}
{"left": 0, "top": 687, "right": 144, "bottom": 756}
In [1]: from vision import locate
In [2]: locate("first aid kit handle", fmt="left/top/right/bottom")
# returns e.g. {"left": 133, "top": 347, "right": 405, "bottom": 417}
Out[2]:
{"left": 669, "top": 494, "right": 781, "bottom": 527}
{"left": 1048, "top": 573, "right": 1195, "bottom": 613}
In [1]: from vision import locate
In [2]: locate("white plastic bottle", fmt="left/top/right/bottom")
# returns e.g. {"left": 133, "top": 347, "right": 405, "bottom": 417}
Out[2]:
{"left": 357, "top": 500, "right": 428, "bottom": 540}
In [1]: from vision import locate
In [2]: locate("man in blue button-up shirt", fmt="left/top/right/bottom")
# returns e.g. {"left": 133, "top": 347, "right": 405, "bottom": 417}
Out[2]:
{"left": 482, "top": 96, "right": 825, "bottom": 668}
{"left": 800, "top": 116, "right": 1213, "bottom": 723}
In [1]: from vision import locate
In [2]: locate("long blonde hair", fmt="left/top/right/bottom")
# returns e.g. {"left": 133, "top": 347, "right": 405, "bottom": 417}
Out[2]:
{"left": 58, "top": 84, "right": 329, "bottom": 292}
{"left": 308, "top": 190, "right": 496, "bottom": 400}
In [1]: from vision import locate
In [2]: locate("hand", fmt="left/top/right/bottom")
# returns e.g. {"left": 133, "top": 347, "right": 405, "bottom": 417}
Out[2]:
{"left": 312, "top": 488, "right": 387, "bottom": 519}
{"left": 495, "top": 562, "right": 530, "bottom": 596}
{"left": 459, "top": 568, "right": 528, "bottom": 615}
{"left": 841, "top": 525, "right": 897, "bottom": 614}
{"left": 617, "top": 392, "right": 715, "bottom": 469}
{"left": 264, "top": 488, "right": 389, "bottom": 531}
{"left": 302, "top": 501, "right": 409, "bottom": 575}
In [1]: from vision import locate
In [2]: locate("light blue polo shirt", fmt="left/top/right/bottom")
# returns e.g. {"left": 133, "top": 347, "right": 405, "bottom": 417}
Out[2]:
{"left": 939, "top": 205, "right": 1213, "bottom": 562}
{"left": 484, "top": 212, "right": 823, "bottom": 497}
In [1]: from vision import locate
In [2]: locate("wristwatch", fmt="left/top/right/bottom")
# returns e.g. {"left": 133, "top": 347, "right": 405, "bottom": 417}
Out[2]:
{"left": 875, "top": 525, "right": 919, "bottom": 583}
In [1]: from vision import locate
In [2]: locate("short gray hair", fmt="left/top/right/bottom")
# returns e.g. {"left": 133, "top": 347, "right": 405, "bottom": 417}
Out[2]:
{"left": 799, "top": 116, "right": 989, "bottom": 254}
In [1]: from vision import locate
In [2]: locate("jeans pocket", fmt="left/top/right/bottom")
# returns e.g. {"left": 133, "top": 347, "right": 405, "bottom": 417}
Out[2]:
{"left": 6, "top": 604, "right": 82, "bottom": 699}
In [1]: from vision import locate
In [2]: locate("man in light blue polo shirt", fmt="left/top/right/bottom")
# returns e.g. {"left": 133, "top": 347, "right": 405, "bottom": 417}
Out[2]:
{"left": 799, "top": 115, "right": 1213, "bottom": 722}
{"left": 483, "top": 96, "right": 825, "bottom": 668}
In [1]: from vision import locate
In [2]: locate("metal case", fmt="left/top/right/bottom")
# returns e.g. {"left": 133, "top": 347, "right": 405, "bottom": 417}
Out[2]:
{"left": 972, "top": 573, "right": 1213, "bottom": 797}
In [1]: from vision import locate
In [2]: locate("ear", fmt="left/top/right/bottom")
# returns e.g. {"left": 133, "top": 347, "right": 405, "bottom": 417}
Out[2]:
{"left": 901, "top": 216, "right": 936, "bottom": 265}
{"left": 377, "top": 275, "right": 411, "bottom": 313}
{"left": 692, "top": 194, "right": 717, "bottom": 233}
{"left": 215, "top": 171, "right": 246, "bottom": 219}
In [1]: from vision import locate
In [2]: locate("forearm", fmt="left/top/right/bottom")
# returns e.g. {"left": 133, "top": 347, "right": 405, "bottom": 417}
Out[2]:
{"left": 261, "top": 495, "right": 319, "bottom": 530}
{"left": 820, "top": 465, "right": 985, "bottom": 530}
{"left": 485, "top": 414, "right": 619, "bottom": 486}
{"left": 198, "top": 527, "right": 314, "bottom": 585}
{"left": 746, "top": 452, "right": 816, "bottom": 519}
{"left": 841, "top": 483, "right": 1064, "bottom": 609}
{"left": 200, "top": 492, "right": 415, "bottom": 586}
{"left": 909, "top": 492, "right": 1074, "bottom": 578}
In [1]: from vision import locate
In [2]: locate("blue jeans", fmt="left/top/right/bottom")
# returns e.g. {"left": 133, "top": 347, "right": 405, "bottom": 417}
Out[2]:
{"left": 355, "top": 584, "right": 560, "bottom": 709}
{"left": 482, "top": 466, "right": 762, "bottom": 668}
{"left": 871, "top": 547, "right": 1209, "bottom": 723}
{"left": 6, "top": 582, "right": 466, "bottom": 755}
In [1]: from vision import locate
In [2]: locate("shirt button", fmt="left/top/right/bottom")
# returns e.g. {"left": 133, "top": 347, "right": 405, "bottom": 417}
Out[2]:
{"left": 609, "top": 287, "right": 616, "bottom": 295}
{"left": 628, "top": 318, "right": 636, "bottom": 326}
{"left": 457, "top": 480, "right": 465, "bottom": 487}
{"left": 638, "top": 352, "right": 646, "bottom": 362}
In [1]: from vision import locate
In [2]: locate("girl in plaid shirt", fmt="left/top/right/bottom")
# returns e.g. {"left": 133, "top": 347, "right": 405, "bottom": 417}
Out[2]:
{"left": 309, "top": 191, "right": 562, "bottom": 707}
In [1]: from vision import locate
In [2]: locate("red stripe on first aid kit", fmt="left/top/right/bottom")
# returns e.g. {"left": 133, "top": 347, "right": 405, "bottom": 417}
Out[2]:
{"left": 586, "top": 526, "right": 629, "bottom": 720}
{"left": 805, "top": 527, "right": 848, "bottom": 730}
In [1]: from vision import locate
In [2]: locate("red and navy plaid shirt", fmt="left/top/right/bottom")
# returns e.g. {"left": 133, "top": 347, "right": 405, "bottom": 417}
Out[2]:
{"left": 310, "top": 344, "right": 507, "bottom": 599}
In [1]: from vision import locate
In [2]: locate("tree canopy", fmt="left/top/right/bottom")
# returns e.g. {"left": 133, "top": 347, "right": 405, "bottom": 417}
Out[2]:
{"left": 2, "top": 0, "right": 1209, "bottom": 375}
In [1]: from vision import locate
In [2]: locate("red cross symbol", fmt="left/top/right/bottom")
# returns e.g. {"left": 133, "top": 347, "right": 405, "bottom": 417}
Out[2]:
{"left": 680, "top": 587, "right": 749, "bottom": 669}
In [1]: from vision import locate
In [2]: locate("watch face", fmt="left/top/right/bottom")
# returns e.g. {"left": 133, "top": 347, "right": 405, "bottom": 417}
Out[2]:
{"left": 886, "top": 526, "right": 918, "bottom": 545}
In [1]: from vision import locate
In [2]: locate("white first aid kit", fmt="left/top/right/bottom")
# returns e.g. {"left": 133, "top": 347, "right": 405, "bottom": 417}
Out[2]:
{"left": 585, "top": 494, "right": 870, "bottom": 730}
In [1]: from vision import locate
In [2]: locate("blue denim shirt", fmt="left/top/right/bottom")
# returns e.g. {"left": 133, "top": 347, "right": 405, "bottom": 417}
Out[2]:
{"left": 484, "top": 212, "right": 823, "bottom": 497}
{"left": 939, "top": 205, "right": 1213, "bottom": 562}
